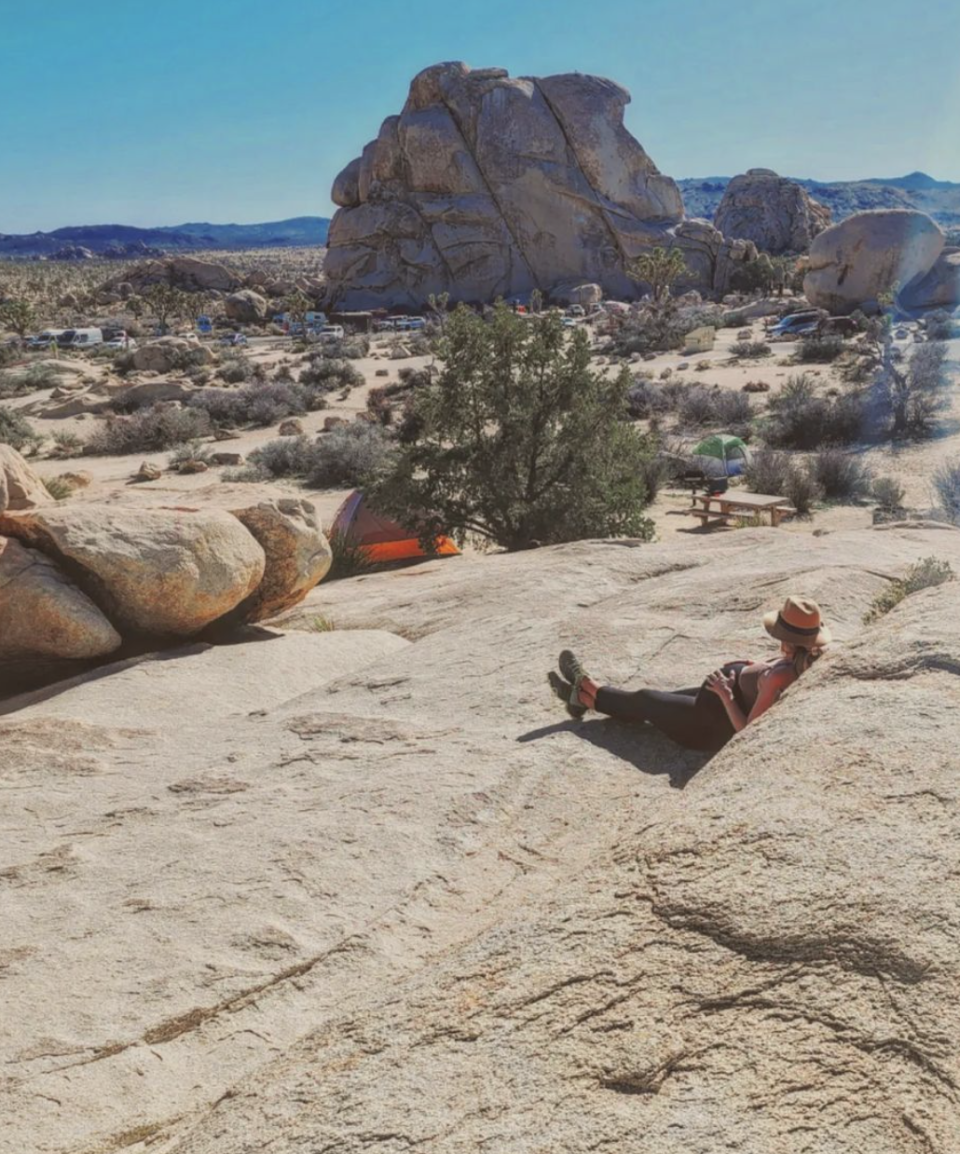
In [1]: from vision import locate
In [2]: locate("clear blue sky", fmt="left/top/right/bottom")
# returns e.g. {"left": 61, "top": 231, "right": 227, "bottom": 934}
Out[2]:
{"left": 2, "top": 0, "right": 958, "bottom": 233}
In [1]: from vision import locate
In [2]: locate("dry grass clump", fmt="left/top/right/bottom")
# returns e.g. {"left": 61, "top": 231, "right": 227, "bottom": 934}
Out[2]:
{"left": 864, "top": 558, "right": 955, "bottom": 623}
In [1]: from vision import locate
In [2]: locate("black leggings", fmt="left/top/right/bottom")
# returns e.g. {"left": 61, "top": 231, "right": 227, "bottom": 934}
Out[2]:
{"left": 594, "top": 664, "right": 745, "bottom": 752}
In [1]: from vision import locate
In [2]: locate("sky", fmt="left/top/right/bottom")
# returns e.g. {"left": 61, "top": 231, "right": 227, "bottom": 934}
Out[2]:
{"left": 2, "top": 0, "right": 959, "bottom": 233}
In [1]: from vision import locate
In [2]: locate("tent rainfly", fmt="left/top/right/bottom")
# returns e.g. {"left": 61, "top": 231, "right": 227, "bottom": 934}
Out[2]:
{"left": 331, "top": 490, "right": 460, "bottom": 564}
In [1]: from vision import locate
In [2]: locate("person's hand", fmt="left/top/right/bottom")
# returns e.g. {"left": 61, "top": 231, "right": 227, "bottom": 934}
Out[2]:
{"left": 705, "top": 669, "right": 735, "bottom": 703}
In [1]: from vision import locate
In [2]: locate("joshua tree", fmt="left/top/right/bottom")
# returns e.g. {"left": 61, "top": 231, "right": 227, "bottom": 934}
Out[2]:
{"left": 627, "top": 246, "right": 688, "bottom": 303}
{"left": 283, "top": 288, "right": 313, "bottom": 336}
{"left": 0, "top": 298, "right": 36, "bottom": 338}
{"left": 143, "top": 283, "right": 187, "bottom": 335}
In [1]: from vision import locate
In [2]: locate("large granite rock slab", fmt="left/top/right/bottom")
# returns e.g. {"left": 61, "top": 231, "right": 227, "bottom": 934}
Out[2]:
{"left": 324, "top": 62, "right": 756, "bottom": 307}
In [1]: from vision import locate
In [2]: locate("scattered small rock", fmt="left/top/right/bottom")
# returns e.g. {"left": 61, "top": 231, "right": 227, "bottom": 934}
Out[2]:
{"left": 176, "top": 460, "right": 209, "bottom": 475}
{"left": 211, "top": 453, "right": 243, "bottom": 467}
{"left": 133, "top": 462, "right": 162, "bottom": 483}
{"left": 278, "top": 419, "right": 305, "bottom": 437}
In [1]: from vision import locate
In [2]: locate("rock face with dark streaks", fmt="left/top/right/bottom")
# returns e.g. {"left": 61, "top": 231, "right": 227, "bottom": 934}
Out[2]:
{"left": 324, "top": 63, "right": 757, "bottom": 308}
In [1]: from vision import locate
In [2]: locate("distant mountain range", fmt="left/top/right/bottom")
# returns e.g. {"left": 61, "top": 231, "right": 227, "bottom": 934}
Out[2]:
{"left": 0, "top": 217, "right": 330, "bottom": 259}
{"left": 3, "top": 174, "right": 959, "bottom": 261}
{"left": 677, "top": 172, "right": 960, "bottom": 230}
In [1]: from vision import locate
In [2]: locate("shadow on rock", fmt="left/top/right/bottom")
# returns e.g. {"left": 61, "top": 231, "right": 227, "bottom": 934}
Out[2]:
{"left": 516, "top": 717, "right": 712, "bottom": 788}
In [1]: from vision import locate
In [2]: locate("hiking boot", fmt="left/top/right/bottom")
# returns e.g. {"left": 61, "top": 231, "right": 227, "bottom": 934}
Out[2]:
{"left": 547, "top": 671, "right": 587, "bottom": 720}
{"left": 558, "top": 649, "right": 591, "bottom": 690}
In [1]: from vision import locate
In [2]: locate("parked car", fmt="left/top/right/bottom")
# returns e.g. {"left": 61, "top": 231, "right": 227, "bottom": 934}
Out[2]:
{"left": 316, "top": 325, "right": 345, "bottom": 341}
{"left": 220, "top": 332, "right": 248, "bottom": 346}
{"left": 56, "top": 327, "right": 103, "bottom": 348}
{"left": 567, "top": 304, "right": 585, "bottom": 317}
{"left": 27, "top": 330, "right": 65, "bottom": 349}
{"left": 105, "top": 335, "right": 137, "bottom": 350}
{"left": 562, "top": 317, "right": 577, "bottom": 329}
{"left": 769, "top": 310, "right": 825, "bottom": 337}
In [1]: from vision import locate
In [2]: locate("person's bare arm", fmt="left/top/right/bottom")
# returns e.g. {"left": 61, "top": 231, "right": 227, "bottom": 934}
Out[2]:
{"left": 705, "top": 666, "right": 792, "bottom": 733}
{"left": 745, "top": 666, "right": 793, "bottom": 726}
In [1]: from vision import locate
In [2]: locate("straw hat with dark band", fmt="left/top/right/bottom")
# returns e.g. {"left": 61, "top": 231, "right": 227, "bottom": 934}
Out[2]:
{"left": 763, "top": 596, "right": 832, "bottom": 647}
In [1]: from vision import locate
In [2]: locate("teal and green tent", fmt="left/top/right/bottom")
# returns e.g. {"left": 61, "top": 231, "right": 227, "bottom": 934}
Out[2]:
{"left": 692, "top": 434, "right": 750, "bottom": 475}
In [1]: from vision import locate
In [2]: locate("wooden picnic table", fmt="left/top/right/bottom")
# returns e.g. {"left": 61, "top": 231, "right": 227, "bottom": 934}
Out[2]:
{"left": 687, "top": 490, "right": 796, "bottom": 529}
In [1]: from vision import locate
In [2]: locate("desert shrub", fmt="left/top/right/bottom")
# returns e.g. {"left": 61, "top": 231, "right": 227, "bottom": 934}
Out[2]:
{"left": 218, "top": 353, "right": 254, "bottom": 384}
{"left": 676, "top": 385, "right": 752, "bottom": 431}
{"left": 305, "top": 424, "right": 393, "bottom": 487}
{"left": 0, "top": 362, "right": 65, "bottom": 397}
{"left": 396, "top": 365, "right": 434, "bottom": 389}
{"left": 810, "top": 448, "right": 873, "bottom": 502}
{"left": 871, "top": 340, "right": 950, "bottom": 440}
{"left": 248, "top": 424, "right": 393, "bottom": 489}
{"left": 112, "top": 350, "right": 137, "bottom": 376}
{"left": 320, "top": 335, "right": 370, "bottom": 359}
{"left": 366, "top": 386, "right": 395, "bottom": 426}
{"left": 49, "top": 430, "right": 84, "bottom": 458}
{"left": 368, "top": 304, "right": 656, "bottom": 550}
{"left": 83, "top": 405, "right": 211, "bottom": 455}
{"left": 763, "top": 375, "right": 863, "bottom": 449}
{"left": 0, "top": 407, "right": 41, "bottom": 452}
{"left": 712, "top": 389, "right": 753, "bottom": 429}
{"left": 871, "top": 476, "right": 906, "bottom": 511}
{"left": 407, "top": 332, "right": 431, "bottom": 356}
{"left": 925, "top": 310, "right": 958, "bottom": 341}
{"left": 744, "top": 449, "right": 820, "bottom": 515}
{"left": 637, "top": 454, "right": 671, "bottom": 502}
{"left": 42, "top": 474, "right": 74, "bottom": 500}
{"left": 864, "top": 557, "right": 955, "bottom": 623}
{"left": 608, "top": 308, "right": 687, "bottom": 357}
{"left": 797, "top": 335, "right": 845, "bottom": 363}
{"left": 299, "top": 357, "right": 364, "bottom": 393}
{"left": 933, "top": 460, "right": 960, "bottom": 522}
{"left": 627, "top": 379, "right": 682, "bottom": 420}
{"left": 189, "top": 380, "right": 311, "bottom": 428}
{"left": 677, "top": 386, "right": 717, "bottom": 427}
{"left": 730, "top": 340, "right": 771, "bottom": 359}
{"left": 168, "top": 439, "right": 214, "bottom": 469}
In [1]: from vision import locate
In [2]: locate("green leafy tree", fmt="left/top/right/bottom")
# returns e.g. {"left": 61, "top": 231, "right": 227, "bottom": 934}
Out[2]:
{"left": 0, "top": 298, "right": 36, "bottom": 338}
{"left": 627, "top": 246, "right": 688, "bottom": 302}
{"left": 367, "top": 304, "right": 655, "bottom": 552}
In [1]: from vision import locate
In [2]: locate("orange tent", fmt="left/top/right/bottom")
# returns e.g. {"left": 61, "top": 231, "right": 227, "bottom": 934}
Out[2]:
{"left": 330, "top": 491, "right": 460, "bottom": 564}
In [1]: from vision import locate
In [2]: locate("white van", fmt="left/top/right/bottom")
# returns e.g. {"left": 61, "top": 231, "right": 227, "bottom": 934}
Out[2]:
{"left": 64, "top": 327, "right": 103, "bottom": 348}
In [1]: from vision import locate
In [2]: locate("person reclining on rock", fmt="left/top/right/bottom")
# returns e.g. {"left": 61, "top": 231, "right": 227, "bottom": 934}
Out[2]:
{"left": 549, "top": 597, "right": 830, "bottom": 753}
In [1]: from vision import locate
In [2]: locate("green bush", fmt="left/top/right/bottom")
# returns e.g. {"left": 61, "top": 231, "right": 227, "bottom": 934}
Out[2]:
{"left": 83, "top": 405, "right": 211, "bottom": 455}
{"left": 864, "top": 557, "right": 955, "bottom": 623}
{"left": 0, "top": 408, "right": 41, "bottom": 452}
{"left": 368, "top": 304, "right": 656, "bottom": 550}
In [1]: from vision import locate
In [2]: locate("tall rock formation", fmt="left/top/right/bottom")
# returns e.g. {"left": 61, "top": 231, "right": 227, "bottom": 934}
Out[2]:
{"left": 714, "top": 168, "right": 831, "bottom": 253}
{"left": 324, "top": 63, "right": 757, "bottom": 308}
